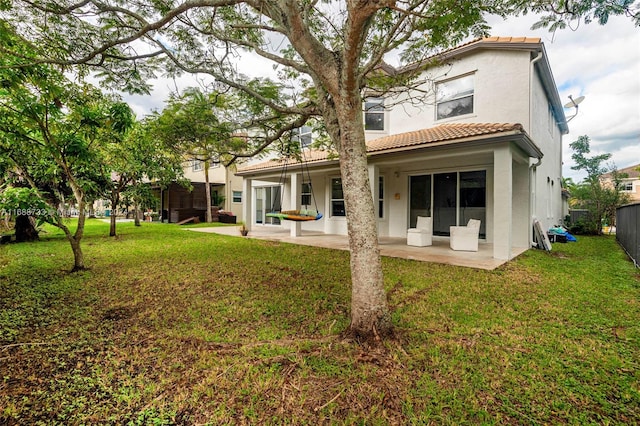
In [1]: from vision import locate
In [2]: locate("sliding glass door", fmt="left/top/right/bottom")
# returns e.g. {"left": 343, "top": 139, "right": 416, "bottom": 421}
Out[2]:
{"left": 409, "top": 170, "right": 486, "bottom": 237}
{"left": 255, "top": 186, "right": 281, "bottom": 225}
{"left": 409, "top": 175, "right": 431, "bottom": 228}
{"left": 459, "top": 171, "right": 486, "bottom": 237}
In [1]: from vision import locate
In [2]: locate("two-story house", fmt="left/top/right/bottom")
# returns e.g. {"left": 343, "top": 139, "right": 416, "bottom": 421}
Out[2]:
{"left": 236, "top": 37, "right": 568, "bottom": 261}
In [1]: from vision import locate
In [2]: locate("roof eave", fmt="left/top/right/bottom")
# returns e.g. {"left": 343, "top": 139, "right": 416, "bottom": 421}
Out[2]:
{"left": 368, "top": 130, "right": 543, "bottom": 159}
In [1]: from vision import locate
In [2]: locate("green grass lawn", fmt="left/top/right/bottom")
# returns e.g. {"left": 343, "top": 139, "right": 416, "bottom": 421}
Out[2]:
{"left": 1, "top": 219, "right": 638, "bottom": 425}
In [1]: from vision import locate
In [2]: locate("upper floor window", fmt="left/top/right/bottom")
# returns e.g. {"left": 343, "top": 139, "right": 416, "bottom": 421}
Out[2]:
{"left": 293, "top": 125, "right": 313, "bottom": 149}
{"left": 436, "top": 74, "right": 474, "bottom": 120}
{"left": 192, "top": 160, "right": 203, "bottom": 171}
{"left": 364, "top": 97, "right": 385, "bottom": 131}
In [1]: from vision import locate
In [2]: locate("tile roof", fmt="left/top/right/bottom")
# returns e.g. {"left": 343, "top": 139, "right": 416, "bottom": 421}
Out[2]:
{"left": 394, "top": 36, "right": 542, "bottom": 75}
{"left": 602, "top": 163, "right": 640, "bottom": 179}
{"left": 367, "top": 123, "right": 524, "bottom": 152}
{"left": 237, "top": 123, "right": 525, "bottom": 174}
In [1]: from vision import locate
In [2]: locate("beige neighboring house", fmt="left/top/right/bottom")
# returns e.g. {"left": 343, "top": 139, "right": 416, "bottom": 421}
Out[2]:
{"left": 236, "top": 37, "right": 569, "bottom": 262}
{"left": 155, "top": 159, "right": 245, "bottom": 223}
{"left": 601, "top": 163, "right": 640, "bottom": 204}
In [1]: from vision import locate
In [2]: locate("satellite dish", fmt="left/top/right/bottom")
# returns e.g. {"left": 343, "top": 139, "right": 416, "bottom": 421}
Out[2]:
{"left": 564, "top": 95, "right": 585, "bottom": 109}
{"left": 563, "top": 95, "right": 585, "bottom": 123}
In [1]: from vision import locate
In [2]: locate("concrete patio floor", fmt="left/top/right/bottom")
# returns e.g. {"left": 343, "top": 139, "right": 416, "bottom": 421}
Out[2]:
{"left": 187, "top": 225, "right": 528, "bottom": 270}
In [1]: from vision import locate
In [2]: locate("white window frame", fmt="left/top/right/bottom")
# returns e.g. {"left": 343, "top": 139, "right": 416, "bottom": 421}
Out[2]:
{"left": 301, "top": 182, "right": 312, "bottom": 206}
{"left": 192, "top": 160, "right": 203, "bottom": 172}
{"left": 622, "top": 182, "right": 634, "bottom": 191}
{"left": 330, "top": 177, "right": 346, "bottom": 217}
{"left": 364, "top": 97, "right": 385, "bottom": 131}
{"left": 435, "top": 74, "right": 475, "bottom": 120}
{"left": 232, "top": 191, "right": 242, "bottom": 203}
{"left": 293, "top": 125, "right": 313, "bottom": 149}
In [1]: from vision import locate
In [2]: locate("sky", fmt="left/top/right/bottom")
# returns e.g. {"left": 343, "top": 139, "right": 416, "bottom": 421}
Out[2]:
{"left": 123, "top": 12, "right": 640, "bottom": 183}
{"left": 485, "top": 13, "right": 640, "bottom": 182}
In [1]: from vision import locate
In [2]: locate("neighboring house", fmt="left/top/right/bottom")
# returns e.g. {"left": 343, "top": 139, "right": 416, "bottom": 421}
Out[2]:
{"left": 156, "top": 159, "right": 245, "bottom": 223}
{"left": 236, "top": 37, "right": 568, "bottom": 261}
{"left": 601, "top": 163, "right": 640, "bottom": 204}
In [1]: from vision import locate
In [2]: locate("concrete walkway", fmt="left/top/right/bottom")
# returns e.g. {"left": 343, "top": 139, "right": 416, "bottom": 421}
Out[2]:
{"left": 187, "top": 225, "right": 528, "bottom": 270}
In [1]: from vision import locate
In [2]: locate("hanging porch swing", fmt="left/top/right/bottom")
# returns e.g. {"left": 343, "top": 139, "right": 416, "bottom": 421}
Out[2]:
{"left": 265, "top": 145, "right": 323, "bottom": 222}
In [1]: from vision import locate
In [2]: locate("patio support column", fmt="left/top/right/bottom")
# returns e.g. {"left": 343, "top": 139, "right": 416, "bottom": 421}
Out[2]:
{"left": 368, "top": 165, "right": 379, "bottom": 219}
{"left": 493, "top": 145, "right": 513, "bottom": 260}
{"left": 242, "top": 177, "right": 252, "bottom": 230}
{"left": 290, "top": 172, "right": 301, "bottom": 237}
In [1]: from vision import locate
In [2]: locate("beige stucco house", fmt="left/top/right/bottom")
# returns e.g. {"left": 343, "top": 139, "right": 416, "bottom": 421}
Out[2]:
{"left": 156, "top": 160, "right": 245, "bottom": 223}
{"left": 601, "top": 163, "right": 640, "bottom": 204}
{"left": 236, "top": 37, "right": 569, "bottom": 261}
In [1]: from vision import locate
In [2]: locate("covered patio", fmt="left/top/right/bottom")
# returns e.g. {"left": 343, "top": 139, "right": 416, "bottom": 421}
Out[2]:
{"left": 187, "top": 225, "right": 528, "bottom": 270}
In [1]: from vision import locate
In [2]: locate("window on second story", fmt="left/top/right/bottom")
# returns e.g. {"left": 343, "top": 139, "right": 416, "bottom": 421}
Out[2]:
{"left": 364, "top": 97, "right": 385, "bottom": 131}
{"left": 436, "top": 74, "right": 474, "bottom": 120}
{"left": 293, "top": 125, "right": 313, "bottom": 149}
{"left": 192, "top": 160, "right": 203, "bottom": 171}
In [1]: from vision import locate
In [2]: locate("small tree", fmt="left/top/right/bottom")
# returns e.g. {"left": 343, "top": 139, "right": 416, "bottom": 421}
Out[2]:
{"left": 100, "top": 116, "right": 186, "bottom": 236}
{"left": 0, "top": 24, "right": 125, "bottom": 269}
{"left": 151, "top": 88, "right": 243, "bottom": 223}
{"left": 568, "top": 135, "right": 630, "bottom": 234}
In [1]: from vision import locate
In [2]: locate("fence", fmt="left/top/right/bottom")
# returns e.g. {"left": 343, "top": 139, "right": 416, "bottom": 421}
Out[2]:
{"left": 568, "top": 209, "right": 590, "bottom": 224}
{"left": 616, "top": 203, "right": 640, "bottom": 268}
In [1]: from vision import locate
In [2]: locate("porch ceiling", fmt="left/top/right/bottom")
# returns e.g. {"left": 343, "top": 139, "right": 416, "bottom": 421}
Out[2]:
{"left": 186, "top": 226, "right": 528, "bottom": 270}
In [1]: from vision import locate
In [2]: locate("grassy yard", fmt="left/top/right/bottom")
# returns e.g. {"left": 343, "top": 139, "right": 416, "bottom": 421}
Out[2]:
{"left": 1, "top": 219, "right": 638, "bottom": 425}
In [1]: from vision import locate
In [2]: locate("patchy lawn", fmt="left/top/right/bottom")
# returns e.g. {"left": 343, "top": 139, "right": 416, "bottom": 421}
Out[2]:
{"left": 1, "top": 219, "right": 638, "bottom": 424}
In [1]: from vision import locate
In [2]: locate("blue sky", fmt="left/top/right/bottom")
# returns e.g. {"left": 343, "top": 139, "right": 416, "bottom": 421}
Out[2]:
{"left": 125, "top": 12, "right": 639, "bottom": 183}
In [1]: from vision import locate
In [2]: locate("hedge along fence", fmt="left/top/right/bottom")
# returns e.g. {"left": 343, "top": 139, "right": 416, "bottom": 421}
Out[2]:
{"left": 616, "top": 203, "right": 640, "bottom": 268}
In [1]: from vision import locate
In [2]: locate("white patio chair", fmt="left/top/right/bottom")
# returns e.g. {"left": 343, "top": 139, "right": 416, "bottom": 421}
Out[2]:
{"left": 407, "top": 216, "right": 433, "bottom": 247}
{"left": 449, "top": 219, "right": 481, "bottom": 251}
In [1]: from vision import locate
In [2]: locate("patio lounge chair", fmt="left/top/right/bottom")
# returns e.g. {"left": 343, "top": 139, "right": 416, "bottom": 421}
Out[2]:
{"left": 450, "top": 219, "right": 481, "bottom": 251}
{"left": 407, "top": 216, "right": 433, "bottom": 247}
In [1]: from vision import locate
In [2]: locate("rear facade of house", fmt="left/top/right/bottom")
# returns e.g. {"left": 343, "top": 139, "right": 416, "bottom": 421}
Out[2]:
{"left": 237, "top": 37, "right": 568, "bottom": 261}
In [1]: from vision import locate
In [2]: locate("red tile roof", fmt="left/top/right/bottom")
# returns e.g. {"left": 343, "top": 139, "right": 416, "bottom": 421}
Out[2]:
{"left": 367, "top": 123, "right": 524, "bottom": 152}
{"left": 238, "top": 123, "right": 525, "bottom": 174}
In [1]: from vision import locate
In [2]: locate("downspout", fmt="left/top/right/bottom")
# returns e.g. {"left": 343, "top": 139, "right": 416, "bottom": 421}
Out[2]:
{"left": 529, "top": 51, "right": 544, "bottom": 247}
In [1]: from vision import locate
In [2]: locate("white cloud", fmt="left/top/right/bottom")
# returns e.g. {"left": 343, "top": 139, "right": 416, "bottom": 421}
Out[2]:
{"left": 488, "top": 14, "right": 640, "bottom": 181}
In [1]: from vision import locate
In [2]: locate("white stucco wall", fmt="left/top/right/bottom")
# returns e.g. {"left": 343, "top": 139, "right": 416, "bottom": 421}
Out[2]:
{"left": 363, "top": 47, "right": 564, "bottom": 237}
{"left": 366, "top": 50, "right": 533, "bottom": 142}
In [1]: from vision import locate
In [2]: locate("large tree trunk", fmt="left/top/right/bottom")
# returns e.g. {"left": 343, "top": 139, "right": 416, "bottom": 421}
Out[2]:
{"left": 14, "top": 215, "right": 39, "bottom": 242}
{"left": 332, "top": 99, "right": 392, "bottom": 341}
{"left": 204, "top": 162, "right": 212, "bottom": 223}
